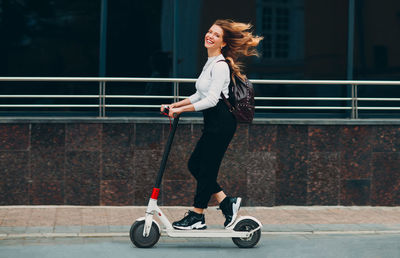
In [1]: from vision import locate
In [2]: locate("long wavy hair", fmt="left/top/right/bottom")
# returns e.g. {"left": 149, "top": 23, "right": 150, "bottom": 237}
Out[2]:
{"left": 214, "top": 19, "right": 263, "bottom": 80}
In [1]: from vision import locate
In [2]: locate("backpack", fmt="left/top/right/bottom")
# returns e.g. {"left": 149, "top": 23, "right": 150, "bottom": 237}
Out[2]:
{"left": 217, "top": 60, "right": 255, "bottom": 123}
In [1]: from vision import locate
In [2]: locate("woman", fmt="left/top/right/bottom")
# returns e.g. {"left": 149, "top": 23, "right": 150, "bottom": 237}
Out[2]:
{"left": 161, "top": 19, "right": 263, "bottom": 230}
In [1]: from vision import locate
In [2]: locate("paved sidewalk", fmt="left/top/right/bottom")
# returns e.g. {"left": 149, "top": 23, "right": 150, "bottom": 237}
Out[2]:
{"left": 1, "top": 206, "right": 400, "bottom": 239}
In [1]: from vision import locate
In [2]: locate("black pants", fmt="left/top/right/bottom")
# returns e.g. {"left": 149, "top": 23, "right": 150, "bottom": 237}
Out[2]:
{"left": 188, "top": 100, "right": 237, "bottom": 209}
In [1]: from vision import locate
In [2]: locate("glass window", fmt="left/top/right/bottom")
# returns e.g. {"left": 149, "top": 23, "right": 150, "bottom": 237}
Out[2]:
{"left": 257, "top": 1, "right": 302, "bottom": 60}
{"left": 353, "top": 0, "right": 400, "bottom": 118}
{"left": 0, "top": 0, "right": 100, "bottom": 76}
{"left": 1, "top": 0, "right": 399, "bottom": 118}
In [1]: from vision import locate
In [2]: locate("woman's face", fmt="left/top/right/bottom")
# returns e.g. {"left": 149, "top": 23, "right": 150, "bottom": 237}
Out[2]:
{"left": 204, "top": 24, "right": 226, "bottom": 50}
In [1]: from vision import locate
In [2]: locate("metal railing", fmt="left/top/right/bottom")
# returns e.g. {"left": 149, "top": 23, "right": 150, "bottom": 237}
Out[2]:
{"left": 0, "top": 77, "right": 400, "bottom": 119}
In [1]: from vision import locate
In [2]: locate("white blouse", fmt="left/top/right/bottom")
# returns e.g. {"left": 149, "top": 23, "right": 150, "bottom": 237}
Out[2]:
{"left": 189, "top": 54, "right": 230, "bottom": 111}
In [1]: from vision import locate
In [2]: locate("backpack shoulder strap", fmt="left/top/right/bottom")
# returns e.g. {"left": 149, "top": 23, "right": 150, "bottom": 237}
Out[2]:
{"left": 215, "top": 60, "right": 235, "bottom": 110}
{"left": 216, "top": 59, "right": 230, "bottom": 72}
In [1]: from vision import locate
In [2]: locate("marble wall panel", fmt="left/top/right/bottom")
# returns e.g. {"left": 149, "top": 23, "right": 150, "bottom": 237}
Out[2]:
{"left": 228, "top": 124, "right": 249, "bottom": 152}
{"left": 0, "top": 151, "right": 29, "bottom": 181}
{"left": 30, "top": 148, "right": 65, "bottom": 181}
{"left": 31, "top": 124, "right": 65, "bottom": 149}
{"left": 307, "top": 152, "right": 340, "bottom": 205}
{"left": 0, "top": 178, "right": 29, "bottom": 205}
{"left": 102, "top": 124, "right": 133, "bottom": 152}
{"left": 100, "top": 180, "right": 135, "bottom": 206}
{"left": 340, "top": 179, "right": 371, "bottom": 205}
{"left": 218, "top": 150, "right": 248, "bottom": 203}
{"left": 66, "top": 124, "right": 102, "bottom": 151}
{"left": 135, "top": 124, "right": 163, "bottom": 150}
{"left": 276, "top": 125, "right": 308, "bottom": 181}
{"left": 65, "top": 178, "right": 100, "bottom": 205}
{"left": 247, "top": 125, "right": 278, "bottom": 206}
{"left": 65, "top": 151, "right": 100, "bottom": 181}
{"left": 162, "top": 179, "right": 196, "bottom": 206}
{"left": 246, "top": 152, "right": 277, "bottom": 206}
{"left": 308, "top": 126, "right": 341, "bottom": 152}
{"left": 102, "top": 150, "right": 134, "bottom": 180}
{"left": 373, "top": 126, "right": 400, "bottom": 152}
{"left": 275, "top": 179, "right": 307, "bottom": 205}
{"left": 248, "top": 125, "right": 277, "bottom": 152}
{"left": 339, "top": 126, "right": 374, "bottom": 179}
{"left": 0, "top": 151, "right": 28, "bottom": 202}
{"left": 29, "top": 180, "right": 64, "bottom": 205}
{"left": 134, "top": 184, "right": 155, "bottom": 205}
{"left": 133, "top": 150, "right": 162, "bottom": 186}
{"left": 0, "top": 124, "right": 29, "bottom": 150}
{"left": 371, "top": 152, "right": 400, "bottom": 206}
{"left": 164, "top": 124, "right": 196, "bottom": 180}
{"left": 2, "top": 122, "right": 400, "bottom": 206}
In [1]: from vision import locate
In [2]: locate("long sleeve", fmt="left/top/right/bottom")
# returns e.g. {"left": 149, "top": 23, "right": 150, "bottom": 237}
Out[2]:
{"left": 192, "top": 62, "right": 230, "bottom": 111}
{"left": 189, "top": 91, "right": 201, "bottom": 104}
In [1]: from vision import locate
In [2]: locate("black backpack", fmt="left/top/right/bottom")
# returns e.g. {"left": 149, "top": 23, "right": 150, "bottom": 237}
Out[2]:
{"left": 217, "top": 60, "right": 255, "bottom": 123}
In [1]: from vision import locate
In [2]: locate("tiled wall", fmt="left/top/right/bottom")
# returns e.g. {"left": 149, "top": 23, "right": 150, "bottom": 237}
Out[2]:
{"left": 1, "top": 122, "right": 399, "bottom": 206}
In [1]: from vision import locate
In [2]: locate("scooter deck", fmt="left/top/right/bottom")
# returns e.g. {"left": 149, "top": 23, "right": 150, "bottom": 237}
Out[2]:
{"left": 164, "top": 228, "right": 256, "bottom": 238}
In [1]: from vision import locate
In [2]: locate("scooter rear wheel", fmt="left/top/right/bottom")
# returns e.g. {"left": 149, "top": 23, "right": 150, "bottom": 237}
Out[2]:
{"left": 232, "top": 219, "right": 261, "bottom": 248}
{"left": 130, "top": 220, "right": 160, "bottom": 248}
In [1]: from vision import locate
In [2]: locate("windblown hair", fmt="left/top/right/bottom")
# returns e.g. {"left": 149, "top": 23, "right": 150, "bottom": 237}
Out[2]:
{"left": 214, "top": 19, "right": 263, "bottom": 80}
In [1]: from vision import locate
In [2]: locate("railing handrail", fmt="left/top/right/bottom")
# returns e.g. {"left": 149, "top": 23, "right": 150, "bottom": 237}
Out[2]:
{"left": 1, "top": 77, "right": 400, "bottom": 85}
{"left": 0, "top": 77, "right": 400, "bottom": 119}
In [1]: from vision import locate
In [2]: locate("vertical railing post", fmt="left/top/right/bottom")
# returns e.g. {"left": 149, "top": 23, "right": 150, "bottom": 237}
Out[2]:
{"left": 102, "top": 81, "right": 106, "bottom": 117}
{"left": 173, "top": 81, "right": 179, "bottom": 103}
{"left": 176, "top": 81, "right": 180, "bottom": 102}
{"left": 354, "top": 84, "right": 358, "bottom": 119}
{"left": 98, "top": 81, "right": 103, "bottom": 117}
{"left": 98, "top": 81, "right": 106, "bottom": 117}
{"left": 351, "top": 84, "right": 358, "bottom": 119}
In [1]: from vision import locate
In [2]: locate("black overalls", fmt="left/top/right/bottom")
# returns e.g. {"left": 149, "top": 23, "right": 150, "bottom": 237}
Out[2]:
{"left": 188, "top": 100, "right": 237, "bottom": 209}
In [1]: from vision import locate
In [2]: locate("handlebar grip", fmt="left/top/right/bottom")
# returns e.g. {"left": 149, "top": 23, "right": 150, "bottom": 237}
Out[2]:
{"left": 160, "top": 106, "right": 170, "bottom": 115}
{"left": 161, "top": 106, "right": 179, "bottom": 118}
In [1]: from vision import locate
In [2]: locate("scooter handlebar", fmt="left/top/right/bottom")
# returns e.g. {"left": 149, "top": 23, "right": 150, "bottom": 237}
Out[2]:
{"left": 160, "top": 106, "right": 179, "bottom": 118}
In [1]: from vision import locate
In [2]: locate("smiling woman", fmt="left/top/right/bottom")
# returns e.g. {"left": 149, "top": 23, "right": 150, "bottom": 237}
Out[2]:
{"left": 161, "top": 19, "right": 263, "bottom": 230}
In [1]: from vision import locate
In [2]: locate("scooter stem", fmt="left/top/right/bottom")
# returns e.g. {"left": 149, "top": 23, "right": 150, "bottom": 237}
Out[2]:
{"left": 154, "top": 115, "right": 180, "bottom": 189}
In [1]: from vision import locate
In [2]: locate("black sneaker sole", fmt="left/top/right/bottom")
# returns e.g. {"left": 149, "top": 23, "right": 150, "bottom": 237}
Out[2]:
{"left": 172, "top": 224, "right": 207, "bottom": 230}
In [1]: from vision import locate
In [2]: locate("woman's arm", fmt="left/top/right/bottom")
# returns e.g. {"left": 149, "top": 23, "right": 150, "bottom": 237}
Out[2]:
{"left": 169, "top": 103, "right": 195, "bottom": 117}
{"left": 170, "top": 98, "right": 191, "bottom": 108}
{"left": 160, "top": 98, "right": 194, "bottom": 117}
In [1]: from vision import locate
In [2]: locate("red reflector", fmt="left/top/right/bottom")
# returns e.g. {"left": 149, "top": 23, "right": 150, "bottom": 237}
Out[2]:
{"left": 151, "top": 188, "right": 160, "bottom": 200}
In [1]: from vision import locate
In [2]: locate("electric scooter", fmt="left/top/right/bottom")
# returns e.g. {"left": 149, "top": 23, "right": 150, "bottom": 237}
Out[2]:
{"left": 129, "top": 108, "right": 262, "bottom": 248}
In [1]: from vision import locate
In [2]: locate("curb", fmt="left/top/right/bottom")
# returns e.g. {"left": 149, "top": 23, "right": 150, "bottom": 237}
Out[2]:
{"left": 2, "top": 230, "right": 400, "bottom": 240}
{"left": 261, "top": 230, "right": 400, "bottom": 235}
{"left": 2, "top": 232, "right": 128, "bottom": 239}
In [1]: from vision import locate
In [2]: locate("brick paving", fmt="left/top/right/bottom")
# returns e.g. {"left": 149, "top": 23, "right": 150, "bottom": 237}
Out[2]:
{"left": 1, "top": 206, "right": 400, "bottom": 238}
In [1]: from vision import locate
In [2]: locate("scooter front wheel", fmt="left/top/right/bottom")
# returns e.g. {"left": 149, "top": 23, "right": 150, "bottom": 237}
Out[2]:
{"left": 232, "top": 219, "right": 261, "bottom": 248}
{"left": 130, "top": 220, "right": 160, "bottom": 248}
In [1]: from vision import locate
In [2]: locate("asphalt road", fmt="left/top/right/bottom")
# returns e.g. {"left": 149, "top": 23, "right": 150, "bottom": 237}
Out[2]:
{"left": 1, "top": 234, "right": 399, "bottom": 258}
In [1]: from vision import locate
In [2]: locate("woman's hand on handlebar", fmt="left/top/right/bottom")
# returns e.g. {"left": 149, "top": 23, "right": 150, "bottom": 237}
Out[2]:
{"left": 169, "top": 107, "right": 182, "bottom": 118}
{"left": 161, "top": 104, "right": 180, "bottom": 118}
{"left": 161, "top": 104, "right": 174, "bottom": 113}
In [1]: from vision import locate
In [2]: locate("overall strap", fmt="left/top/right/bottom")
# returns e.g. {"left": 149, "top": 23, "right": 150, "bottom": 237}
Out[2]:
{"left": 216, "top": 60, "right": 235, "bottom": 111}
{"left": 220, "top": 91, "right": 234, "bottom": 111}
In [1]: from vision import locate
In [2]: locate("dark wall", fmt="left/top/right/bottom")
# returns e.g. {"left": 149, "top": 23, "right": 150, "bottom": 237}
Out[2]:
{"left": 1, "top": 120, "right": 399, "bottom": 206}
{"left": 0, "top": 0, "right": 100, "bottom": 77}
